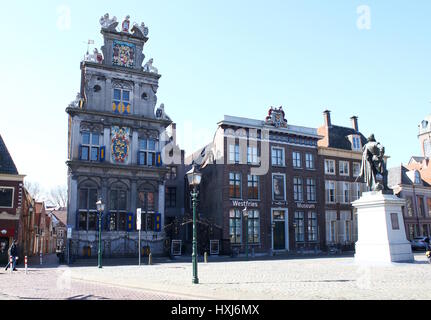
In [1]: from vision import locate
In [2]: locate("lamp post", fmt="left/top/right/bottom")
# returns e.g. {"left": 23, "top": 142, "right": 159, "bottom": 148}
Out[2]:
{"left": 243, "top": 207, "right": 249, "bottom": 260}
{"left": 96, "top": 198, "right": 105, "bottom": 269}
{"left": 186, "top": 163, "right": 202, "bottom": 284}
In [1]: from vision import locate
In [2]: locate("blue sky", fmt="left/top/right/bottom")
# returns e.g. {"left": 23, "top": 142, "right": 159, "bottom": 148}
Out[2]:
{"left": 0, "top": 0, "right": 430, "bottom": 193}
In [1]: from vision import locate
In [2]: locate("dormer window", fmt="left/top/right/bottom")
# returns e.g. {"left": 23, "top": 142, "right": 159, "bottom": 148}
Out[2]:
{"left": 352, "top": 135, "right": 362, "bottom": 151}
{"left": 421, "top": 120, "right": 428, "bottom": 129}
{"left": 415, "top": 171, "right": 421, "bottom": 184}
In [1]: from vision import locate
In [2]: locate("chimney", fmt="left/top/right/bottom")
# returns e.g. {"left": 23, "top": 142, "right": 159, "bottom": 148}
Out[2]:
{"left": 350, "top": 116, "right": 358, "bottom": 132}
{"left": 323, "top": 110, "right": 331, "bottom": 127}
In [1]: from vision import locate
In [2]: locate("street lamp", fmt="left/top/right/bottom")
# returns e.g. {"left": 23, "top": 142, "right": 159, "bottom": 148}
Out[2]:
{"left": 186, "top": 163, "right": 202, "bottom": 284}
{"left": 243, "top": 207, "right": 249, "bottom": 260}
{"left": 96, "top": 197, "right": 104, "bottom": 269}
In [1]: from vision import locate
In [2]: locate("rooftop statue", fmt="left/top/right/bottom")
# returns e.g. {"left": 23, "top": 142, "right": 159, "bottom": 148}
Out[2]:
{"left": 357, "top": 134, "right": 389, "bottom": 191}
{"left": 143, "top": 58, "right": 158, "bottom": 73}
{"left": 122, "top": 15, "right": 131, "bottom": 32}
{"left": 132, "top": 22, "right": 149, "bottom": 38}
{"left": 69, "top": 92, "right": 83, "bottom": 108}
{"left": 155, "top": 103, "right": 171, "bottom": 121}
{"left": 84, "top": 48, "right": 103, "bottom": 63}
{"left": 99, "top": 13, "right": 118, "bottom": 31}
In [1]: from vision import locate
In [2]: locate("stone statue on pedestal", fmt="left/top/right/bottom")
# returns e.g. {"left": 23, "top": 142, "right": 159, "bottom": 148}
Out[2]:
{"left": 357, "top": 134, "right": 388, "bottom": 191}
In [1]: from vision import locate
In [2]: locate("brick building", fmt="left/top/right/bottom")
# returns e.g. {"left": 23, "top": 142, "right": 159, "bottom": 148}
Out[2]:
{"left": 317, "top": 110, "right": 369, "bottom": 251}
{"left": 188, "top": 107, "right": 324, "bottom": 255}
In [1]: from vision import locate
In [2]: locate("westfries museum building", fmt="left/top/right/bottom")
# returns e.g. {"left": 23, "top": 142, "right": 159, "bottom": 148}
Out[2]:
{"left": 66, "top": 15, "right": 183, "bottom": 258}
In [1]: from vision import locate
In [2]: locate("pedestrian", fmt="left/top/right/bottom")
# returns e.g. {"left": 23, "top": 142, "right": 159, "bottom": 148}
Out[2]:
{"left": 4, "top": 240, "right": 18, "bottom": 271}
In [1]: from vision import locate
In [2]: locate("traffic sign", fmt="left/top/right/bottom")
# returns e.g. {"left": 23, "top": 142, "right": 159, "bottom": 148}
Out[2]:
{"left": 136, "top": 208, "right": 142, "bottom": 231}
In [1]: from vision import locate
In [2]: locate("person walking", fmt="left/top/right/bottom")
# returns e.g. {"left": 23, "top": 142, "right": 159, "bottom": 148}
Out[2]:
{"left": 4, "top": 240, "right": 18, "bottom": 271}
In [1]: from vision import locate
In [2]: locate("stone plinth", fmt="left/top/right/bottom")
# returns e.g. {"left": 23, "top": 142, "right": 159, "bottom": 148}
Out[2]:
{"left": 352, "top": 191, "right": 413, "bottom": 264}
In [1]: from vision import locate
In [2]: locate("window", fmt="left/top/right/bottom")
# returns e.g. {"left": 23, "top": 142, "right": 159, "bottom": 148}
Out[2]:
{"left": 271, "top": 147, "right": 284, "bottom": 166}
{"left": 330, "top": 220, "right": 337, "bottom": 242}
{"left": 137, "top": 191, "right": 156, "bottom": 231}
{"left": 293, "top": 177, "right": 303, "bottom": 201}
{"left": 353, "top": 163, "right": 361, "bottom": 177}
{"left": 112, "top": 88, "right": 131, "bottom": 115}
{"left": 0, "top": 187, "right": 13, "bottom": 208}
{"left": 308, "top": 212, "right": 318, "bottom": 241}
{"left": 417, "top": 196, "right": 425, "bottom": 217}
{"left": 325, "top": 181, "right": 336, "bottom": 203}
{"left": 306, "top": 178, "right": 316, "bottom": 202}
{"left": 81, "top": 132, "right": 100, "bottom": 161}
{"left": 352, "top": 136, "right": 361, "bottom": 151}
{"left": 390, "top": 213, "right": 400, "bottom": 230}
{"left": 229, "top": 172, "right": 241, "bottom": 199}
{"left": 325, "top": 159, "right": 335, "bottom": 175}
{"left": 138, "top": 138, "right": 157, "bottom": 166}
{"left": 247, "top": 146, "right": 258, "bottom": 164}
{"left": 247, "top": 175, "right": 259, "bottom": 200}
{"left": 272, "top": 174, "right": 285, "bottom": 201}
{"left": 342, "top": 182, "right": 350, "bottom": 204}
{"left": 339, "top": 161, "right": 349, "bottom": 176}
{"left": 229, "top": 144, "right": 240, "bottom": 164}
{"left": 78, "top": 187, "right": 98, "bottom": 231}
{"left": 423, "top": 224, "right": 430, "bottom": 237}
{"left": 294, "top": 211, "right": 305, "bottom": 242}
{"left": 345, "top": 220, "right": 352, "bottom": 242}
{"left": 305, "top": 153, "right": 315, "bottom": 169}
{"left": 427, "top": 198, "right": 431, "bottom": 217}
{"left": 109, "top": 188, "right": 128, "bottom": 231}
{"left": 229, "top": 209, "right": 242, "bottom": 244}
{"left": 166, "top": 187, "right": 176, "bottom": 208}
{"left": 415, "top": 172, "right": 421, "bottom": 185}
{"left": 405, "top": 197, "right": 414, "bottom": 217}
{"left": 292, "top": 152, "right": 302, "bottom": 168}
{"left": 165, "top": 166, "right": 177, "bottom": 180}
{"left": 247, "top": 210, "right": 260, "bottom": 243}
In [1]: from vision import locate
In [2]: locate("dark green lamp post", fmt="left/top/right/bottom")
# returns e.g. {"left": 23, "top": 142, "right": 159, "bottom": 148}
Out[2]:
{"left": 186, "top": 163, "right": 202, "bottom": 284}
{"left": 96, "top": 198, "right": 104, "bottom": 269}
{"left": 243, "top": 207, "right": 249, "bottom": 260}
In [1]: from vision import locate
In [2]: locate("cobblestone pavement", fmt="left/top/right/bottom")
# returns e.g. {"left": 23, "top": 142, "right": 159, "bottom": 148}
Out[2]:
{"left": 0, "top": 258, "right": 190, "bottom": 300}
{"left": 67, "top": 253, "right": 431, "bottom": 300}
{"left": 1, "top": 253, "right": 430, "bottom": 300}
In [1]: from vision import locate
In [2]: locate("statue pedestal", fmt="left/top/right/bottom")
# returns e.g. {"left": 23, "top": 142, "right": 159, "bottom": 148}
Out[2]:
{"left": 352, "top": 191, "right": 414, "bottom": 264}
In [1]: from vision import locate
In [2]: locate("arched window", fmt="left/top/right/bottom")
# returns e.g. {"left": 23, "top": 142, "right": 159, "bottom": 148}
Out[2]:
{"left": 137, "top": 183, "right": 158, "bottom": 232}
{"left": 108, "top": 182, "right": 129, "bottom": 231}
{"left": 78, "top": 180, "right": 99, "bottom": 231}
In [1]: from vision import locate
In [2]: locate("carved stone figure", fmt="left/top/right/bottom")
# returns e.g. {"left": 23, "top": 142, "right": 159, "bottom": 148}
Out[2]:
{"left": 132, "top": 22, "right": 149, "bottom": 38}
{"left": 265, "top": 106, "right": 287, "bottom": 128}
{"left": 122, "top": 15, "right": 131, "bottom": 32}
{"left": 358, "top": 134, "right": 388, "bottom": 191}
{"left": 100, "top": 13, "right": 118, "bottom": 31}
{"left": 143, "top": 58, "right": 158, "bottom": 73}
{"left": 69, "top": 92, "right": 83, "bottom": 108}
{"left": 85, "top": 48, "right": 103, "bottom": 63}
{"left": 155, "top": 103, "right": 171, "bottom": 120}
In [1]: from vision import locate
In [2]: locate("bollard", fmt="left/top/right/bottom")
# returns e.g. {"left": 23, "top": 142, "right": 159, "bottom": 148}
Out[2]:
{"left": 25, "top": 256, "right": 28, "bottom": 274}
{"left": 148, "top": 253, "right": 152, "bottom": 265}
{"left": 9, "top": 256, "right": 13, "bottom": 274}
{"left": 204, "top": 251, "right": 208, "bottom": 263}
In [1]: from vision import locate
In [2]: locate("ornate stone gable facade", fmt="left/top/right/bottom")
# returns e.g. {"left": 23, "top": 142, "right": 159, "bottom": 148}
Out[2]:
{"left": 66, "top": 14, "right": 178, "bottom": 259}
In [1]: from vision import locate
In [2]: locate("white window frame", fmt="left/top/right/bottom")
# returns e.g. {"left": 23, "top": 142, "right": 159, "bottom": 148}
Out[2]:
{"left": 138, "top": 137, "right": 158, "bottom": 166}
{"left": 247, "top": 146, "right": 258, "bottom": 164}
{"left": 325, "top": 159, "right": 336, "bottom": 175}
{"left": 325, "top": 180, "right": 336, "bottom": 203}
{"left": 305, "top": 153, "right": 315, "bottom": 170}
{"left": 339, "top": 161, "right": 350, "bottom": 176}
{"left": 306, "top": 178, "right": 316, "bottom": 202}
{"left": 271, "top": 147, "right": 285, "bottom": 167}
{"left": 0, "top": 187, "right": 14, "bottom": 208}
{"left": 342, "top": 182, "right": 350, "bottom": 204}
{"left": 352, "top": 162, "right": 361, "bottom": 177}
{"left": 293, "top": 177, "right": 303, "bottom": 202}
{"left": 229, "top": 144, "right": 240, "bottom": 164}
{"left": 352, "top": 135, "right": 362, "bottom": 151}
{"left": 292, "top": 151, "right": 302, "bottom": 168}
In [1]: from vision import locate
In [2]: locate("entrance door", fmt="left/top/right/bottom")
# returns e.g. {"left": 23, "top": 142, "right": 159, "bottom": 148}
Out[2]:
{"left": 273, "top": 221, "right": 285, "bottom": 250}
{"left": 0, "top": 237, "right": 9, "bottom": 264}
{"left": 273, "top": 210, "right": 286, "bottom": 250}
